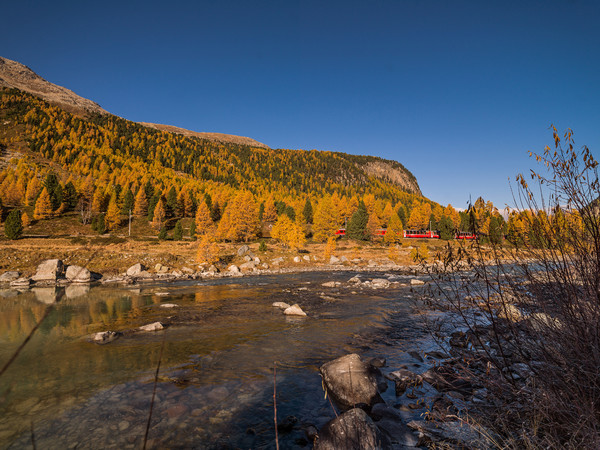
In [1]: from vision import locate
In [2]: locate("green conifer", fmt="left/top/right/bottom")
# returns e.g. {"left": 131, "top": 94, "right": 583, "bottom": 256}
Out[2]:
{"left": 4, "top": 209, "right": 23, "bottom": 240}
{"left": 347, "top": 201, "right": 369, "bottom": 240}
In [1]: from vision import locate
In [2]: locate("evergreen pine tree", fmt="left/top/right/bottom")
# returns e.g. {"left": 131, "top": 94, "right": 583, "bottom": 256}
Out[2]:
{"left": 173, "top": 220, "right": 183, "bottom": 241}
{"left": 347, "top": 201, "right": 369, "bottom": 240}
{"left": 60, "top": 181, "right": 78, "bottom": 211}
{"left": 258, "top": 202, "right": 265, "bottom": 221}
{"left": 147, "top": 194, "right": 160, "bottom": 221}
{"left": 189, "top": 220, "right": 197, "bottom": 240}
{"left": 4, "top": 209, "right": 23, "bottom": 240}
{"left": 158, "top": 225, "right": 167, "bottom": 240}
{"left": 166, "top": 186, "right": 178, "bottom": 218}
{"left": 122, "top": 189, "right": 135, "bottom": 215}
{"left": 95, "top": 213, "right": 106, "bottom": 234}
{"left": 303, "top": 198, "right": 313, "bottom": 224}
{"left": 438, "top": 215, "right": 455, "bottom": 240}
{"left": 284, "top": 205, "right": 296, "bottom": 221}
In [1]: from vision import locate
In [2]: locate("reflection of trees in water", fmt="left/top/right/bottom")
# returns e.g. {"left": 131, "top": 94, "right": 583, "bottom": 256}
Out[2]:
{"left": 0, "top": 287, "right": 158, "bottom": 342}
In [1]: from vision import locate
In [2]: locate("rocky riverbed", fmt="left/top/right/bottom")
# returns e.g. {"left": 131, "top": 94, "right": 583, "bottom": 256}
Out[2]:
{"left": 0, "top": 260, "right": 509, "bottom": 449}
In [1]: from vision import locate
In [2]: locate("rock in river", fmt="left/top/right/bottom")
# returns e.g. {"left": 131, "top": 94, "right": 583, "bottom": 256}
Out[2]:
{"left": 314, "top": 408, "right": 389, "bottom": 450}
{"left": 272, "top": 302, "right": 291, "bottom": 310}
{"left": 0, "top": 271, "right": 20, "bottom": 283}
{"left": 320, "top": 354, "right": 381, "bottom": 410}
{"left": 32, "top": 259, "right": 64, "bottom": 282}
{"left": 283, "top": 304, "right": 307, "bottom": 316}
{"left": 139, "top": 322, "right": 164, "bottom": 332}
{"left": 126, "top": 263, "right": 146, "bottom": 277}
{"left": 91, "top": 331, "right": 121, "bottom": 344}
{"left": 65, "top": 265, "right": 92, "bottom": 282}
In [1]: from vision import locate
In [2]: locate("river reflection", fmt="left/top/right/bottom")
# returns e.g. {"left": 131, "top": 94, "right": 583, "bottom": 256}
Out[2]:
{"left": 0, "top": 272, "right": 433, "bottom": 449}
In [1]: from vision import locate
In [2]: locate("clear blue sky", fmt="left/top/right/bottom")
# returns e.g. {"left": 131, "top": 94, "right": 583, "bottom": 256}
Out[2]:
{"left": 3, "top": 0, "right": 599, "bottom": 209}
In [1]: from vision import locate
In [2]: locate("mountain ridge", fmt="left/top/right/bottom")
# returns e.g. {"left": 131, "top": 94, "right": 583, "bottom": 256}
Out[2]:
{"left": 0, "top": 56, "right": 421, "bottom": 196}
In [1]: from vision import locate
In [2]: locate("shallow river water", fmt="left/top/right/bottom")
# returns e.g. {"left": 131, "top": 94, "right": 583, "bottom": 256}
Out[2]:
{"left": 0, "top": 271, "right": 436, "bottom": 449}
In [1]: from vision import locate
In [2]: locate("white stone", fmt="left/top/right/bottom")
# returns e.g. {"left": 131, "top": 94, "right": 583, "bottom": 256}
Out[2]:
{"left": 32, "top": 259, "right": 64, "bottom": 281}
{"left": 160, "top": 303, "right": 178, "bottom": 308}
{"left": 410, "top": 279, "right": 425, "bottom": 285}
{"left": 65, "top": 265, "right": 91, "bottom": 282}
{"left": 139, "top": 322, "right": 164, "bottom": 331}
{"left": 322, "top": 281, "right": 341, "bottom": 288}
{"left": 303, "top": 255, "right": 310, "bottom": 262}
{"left": 227, "top": 265, "right": 240, "bottom": 274}
{"left": 0, "top": 271, "right": 20, "bottom": 283}
{"left": 239, "top": 261, "right": 256, "bottom": 271}
{"left": 293, "top": 256, "right": 301, "bottom": 263}
{"left": 371, "top": 278, "right": 391, "bottom": 289}
{"left": 126, "top": 263, "right": 146, "bottom": 277}
{"left": 329, "top": 255, "right": 341, "bottom": 264}
{"left": 272, "top": 302, "right": 291, "bottom": 310}
{"left": 10, "top": 277, "right": 31, "bottom": 287}
{"left": 283, "top": 304, "right": 307, "bottom": 316}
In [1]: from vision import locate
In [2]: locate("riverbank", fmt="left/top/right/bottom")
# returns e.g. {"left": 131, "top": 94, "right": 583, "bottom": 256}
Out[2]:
{"left": 0, "top": 235, "right": 466, "bottom": 279}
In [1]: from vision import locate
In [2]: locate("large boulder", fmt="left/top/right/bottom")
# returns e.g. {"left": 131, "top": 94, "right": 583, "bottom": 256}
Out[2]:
{"left": 227, "top": 264, "right": 241, "bottom": 274}
{"left": 237, "top": 244, "right": 250, "bottom": 256}
{"left": 65, "top": 265, "right": 92, "bottom": 282}
{"left": 239, "top": 261, "right": 256, "bottom": 271}
{"left": 126, "top": 263, "right": 146, "bottom": 277}
{"left": 314, "top": 408, "right": 389, "bottom": 450}
{"left": 329, "top": 255, "right": 341, "bottom": 265}
{"left": 320, "top": 354, "right": 381, "bottom": 410}
{"left": 32, "top": 259, "right": 64, "bottom": 282}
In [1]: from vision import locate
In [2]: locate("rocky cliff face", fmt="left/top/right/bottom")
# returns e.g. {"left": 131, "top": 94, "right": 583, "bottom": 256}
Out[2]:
{"left": 0, "top": 56, "right": 108, "bottom": 115}
{"left": 362, "top": 160, "right": 421, "bottom": 195}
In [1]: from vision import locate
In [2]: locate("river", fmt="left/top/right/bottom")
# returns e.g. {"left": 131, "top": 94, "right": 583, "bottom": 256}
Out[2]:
{"left": 0, "top": 271, "right": 436, "bottom": 449}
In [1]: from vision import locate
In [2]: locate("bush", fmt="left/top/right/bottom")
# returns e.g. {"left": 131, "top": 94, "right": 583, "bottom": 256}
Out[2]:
{"left": 4, "top": 209, "right": 23, "bottom": 240}
{"left": 426, "top": 128, "right": 600, "bottom": 447}
{"left": 259, "top": 240, "right": 267, "bottom": 252}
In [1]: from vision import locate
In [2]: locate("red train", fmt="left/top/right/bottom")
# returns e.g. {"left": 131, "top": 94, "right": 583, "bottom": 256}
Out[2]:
{"left": 403, "top": 230, "right": 440, "bottom": 239}
{"left": 335, "top": 228, "right": 476, "bottom": 240}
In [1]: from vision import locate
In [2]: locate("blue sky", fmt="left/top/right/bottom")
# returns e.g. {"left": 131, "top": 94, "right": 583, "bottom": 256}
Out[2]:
{"left": 3, "top": 0, "right": 599, "bottom": 209}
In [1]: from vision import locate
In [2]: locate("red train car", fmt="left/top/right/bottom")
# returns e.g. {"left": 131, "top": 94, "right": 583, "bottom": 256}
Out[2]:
{"left": 455, "top": 231, "right": 477, "bottom": 240}
{"left": 403, "top": 230, "right": 440, "bottom": 239}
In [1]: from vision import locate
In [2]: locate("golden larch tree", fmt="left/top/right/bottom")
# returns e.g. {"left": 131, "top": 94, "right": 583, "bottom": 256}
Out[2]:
{"left": 312, "top": 195, "right": 340, "bottom": 243}
{"left": 271, "top": 214, "right": 306, "bottom": 250}
{"left": 25, "top": 177, "right": 42, "bottom": 206}
{"left": 152, "top": 198, "right": 166, "bottom": 229}
{"left": 195, "top": 200, "right": 213, "bottom": 234}
{"left": 33, "top": 187, "right": 53, "bottom": 220}
{"left": 133, "top": 188, "right": 148, "bottom": 217}
{"left": 217, "top": 191, "right": 259, "bottom": 242}
{"left": 384, "top": 212, "right": 403, "bottom": 244}
{"left": 105, "top": 194, "right": 121, "bottom": 231}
